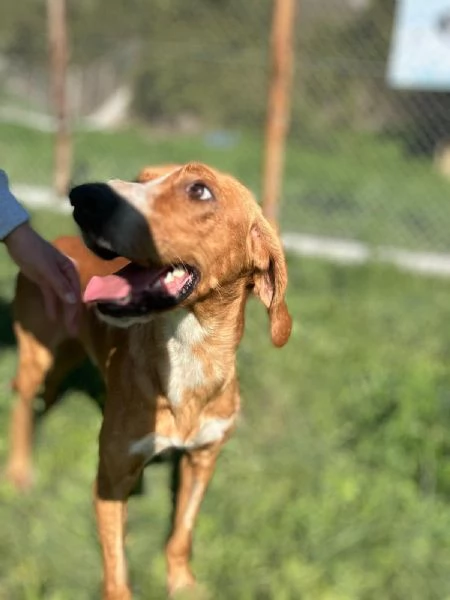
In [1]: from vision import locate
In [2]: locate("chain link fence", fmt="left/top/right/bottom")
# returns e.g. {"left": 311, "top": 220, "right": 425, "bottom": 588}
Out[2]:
{"left": 4, "top": 4, "right": 450, "bottom": 599}
{"left": 1, "top": 0, "right": 450, "bottom": 255}
{"left": 285, "top": 0, "right": 450, "bottom": 255}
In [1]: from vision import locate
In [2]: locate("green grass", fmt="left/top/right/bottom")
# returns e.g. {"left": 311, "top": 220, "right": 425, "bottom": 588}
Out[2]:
{"left": 3, "top": 122, "right": 450, "bottom": 252}
{"left": 0, "top": 122, "right": 264, "bottom": 188}
{"left": 2, "top": 208, "right": 450, "bottom": 598}
{"left": 282, "top": 131, "right": 450, "bottom": 252}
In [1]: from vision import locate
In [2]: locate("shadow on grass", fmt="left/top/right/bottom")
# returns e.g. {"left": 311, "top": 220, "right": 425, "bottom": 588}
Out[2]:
{"left": 0, "top": 296, "right": 14, "bottom": 348}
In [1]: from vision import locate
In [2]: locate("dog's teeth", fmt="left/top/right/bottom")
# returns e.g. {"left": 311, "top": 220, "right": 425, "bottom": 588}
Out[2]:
{"left": 164, "top": 272, "right": 174, "bottom": 284}
{"left": 173, "top": 268, "right": 185, "bottom": 278}
{"left": 117, "top": 294, "right": 131, "bottom": 305}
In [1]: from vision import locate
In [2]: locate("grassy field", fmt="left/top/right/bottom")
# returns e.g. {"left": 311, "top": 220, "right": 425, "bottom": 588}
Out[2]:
{"left": 2, "top": 204, "right": 450, "bottom": 598}
{"left": 3, "top": 122, "right": 450, "bottom": 252}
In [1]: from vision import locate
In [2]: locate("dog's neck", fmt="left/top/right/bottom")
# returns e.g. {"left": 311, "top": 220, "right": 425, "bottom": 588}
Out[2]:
{"left": 87, "top": 278, "right": 249, "bottom": 414}
{"left": 165, "top": 282, "right": 248, "bottom": 402}
{"left": 126, "top": 279, "right": 249, "bottom": 409}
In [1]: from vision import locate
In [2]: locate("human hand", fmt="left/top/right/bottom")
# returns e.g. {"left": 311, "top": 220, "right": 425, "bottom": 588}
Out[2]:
{"left": 5, "top": 223, "right": 81, "bottom": 335}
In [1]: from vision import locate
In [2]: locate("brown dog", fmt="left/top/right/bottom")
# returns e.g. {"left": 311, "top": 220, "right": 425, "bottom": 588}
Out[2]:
{"left": 7, "top": 163, "right": 291, "bottom": 598}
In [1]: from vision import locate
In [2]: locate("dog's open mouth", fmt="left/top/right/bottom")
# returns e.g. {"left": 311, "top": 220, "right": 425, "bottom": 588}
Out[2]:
{"left": 83, "top": 262, "right": 199, "bottom": 318}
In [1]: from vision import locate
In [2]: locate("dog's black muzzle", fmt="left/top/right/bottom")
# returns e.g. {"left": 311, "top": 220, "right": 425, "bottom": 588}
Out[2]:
{"left": 69, "top": 183, "right": 156, "bottom": 262}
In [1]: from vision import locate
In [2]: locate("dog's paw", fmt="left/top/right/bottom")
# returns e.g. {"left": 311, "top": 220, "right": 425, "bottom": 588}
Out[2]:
{"left": 4, "top": 461, "right": 34, "bottom": 491}
{"left": 170, "top": 582, "right": 211, "bottom": 600}
{"left": 167, "top": 567, "right": 196, "bottom": 598}
{"left": 102, "top": 585, "right": 132, "bottom": 600}
{"left": 168, "top": 569, "right": 211, "bottom": 600}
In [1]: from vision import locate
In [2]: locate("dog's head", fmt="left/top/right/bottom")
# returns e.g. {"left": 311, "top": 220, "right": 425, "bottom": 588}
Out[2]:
{"left": 69, "top": 162, "right": 291, "bottom": 345}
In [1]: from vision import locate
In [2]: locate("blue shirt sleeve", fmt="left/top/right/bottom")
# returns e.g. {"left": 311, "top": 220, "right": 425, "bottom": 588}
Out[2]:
{"left": 0, "top": 170, "right": 29, "bottom": 241}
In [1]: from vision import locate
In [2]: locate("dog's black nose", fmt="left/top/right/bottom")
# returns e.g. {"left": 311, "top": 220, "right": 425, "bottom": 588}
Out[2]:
{"left": 69, "top": 183, "right": 118, "bottom": 211}
{"left": 68, "top": 181, "right": 156, "bottom": 263}
{"left": 69, "top": 183, "right": 122, "bottom": 230}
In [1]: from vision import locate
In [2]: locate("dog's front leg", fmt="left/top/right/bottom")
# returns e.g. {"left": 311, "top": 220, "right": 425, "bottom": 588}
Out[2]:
{"left": 95, "top": 431, "right": 145, "bottom": 600}
{"left": 166, "top": 443, "right": 221, "bottom": 596}
{"left": 95, "top": 491, "right": 130, "bottom": 600}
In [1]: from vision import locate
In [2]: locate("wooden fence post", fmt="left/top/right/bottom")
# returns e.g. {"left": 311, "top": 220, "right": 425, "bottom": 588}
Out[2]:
{"left": 262, "top": 0, "right": 296, "bottom": 227}
{"left": 47, "top": 0, "right": 71, "bottom": 196}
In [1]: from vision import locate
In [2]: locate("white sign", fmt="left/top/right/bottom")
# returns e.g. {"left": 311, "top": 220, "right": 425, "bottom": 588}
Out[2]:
{"left": 388, "top": 0, "right": 450, "bottom": 90}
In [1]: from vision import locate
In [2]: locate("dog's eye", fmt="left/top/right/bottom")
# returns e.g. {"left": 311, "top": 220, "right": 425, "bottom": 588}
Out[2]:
{"left": 187, "top": 182, "right": 214, "bottom": 201}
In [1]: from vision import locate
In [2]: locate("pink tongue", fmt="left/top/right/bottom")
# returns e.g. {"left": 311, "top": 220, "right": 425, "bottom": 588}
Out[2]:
{"left": 83, "top": 274, "right": 131, "bottom": 303}
{"left": 83, "top": 263, "right": 166, "bottom": 303}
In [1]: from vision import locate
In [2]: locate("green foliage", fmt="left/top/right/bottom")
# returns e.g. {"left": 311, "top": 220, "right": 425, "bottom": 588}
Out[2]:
{"left": 2, "top": 0, "right": 448, "bottom": 148}
{"left": 3, "top": 122, "right": 450, "bottom": 253}
{"left": 292, "top": 0, "right": 393, "bottom": 137}
{"left": 2, "top": 220, "right": 450, "bottom": 597}
{"left": 296, "top": 0, "right": 450, "bottom": 154}
{"left": 131, "top": 0, "right": 271, "bottom": 127}
{"left": 0, "top": 122, "right": 266, "bottom": 196}
{"left": 282, "top": 129, "right": 450, "bottom": 251}
{"left": 0, "top": 2, "right": 47, "bottom": 60}
{"left": 132, "top": 46, "right": 268, "bottom": 129}
{"left": 0, "top": 0, "right": 272, "bottom": 128}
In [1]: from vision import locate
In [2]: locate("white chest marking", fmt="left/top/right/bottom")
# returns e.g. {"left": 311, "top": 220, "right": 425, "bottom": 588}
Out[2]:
{"left": 129, "top": 415, "right": 236, "bottom": 460}
{"left": 162, "top": 310, "right": 207, "bottom": 407}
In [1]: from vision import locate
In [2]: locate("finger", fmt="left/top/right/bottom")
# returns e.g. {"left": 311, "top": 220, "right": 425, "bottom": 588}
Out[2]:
{"left": 62, "top": 302, "right": 80, "bottom": 337}
{"left": 41, "top": 285, "right": 57, "bottom": 322}
{"left": 47, "top": 256, "right": 79, "bottom": 306}
{"left": 60, "top": 258, "right": 81, "bottom": 301}
{"left": 43, "top": 277, "right": 78, "bottom": 336}
{"left": 57, "top": 257, "right": 82, "bottom": 335}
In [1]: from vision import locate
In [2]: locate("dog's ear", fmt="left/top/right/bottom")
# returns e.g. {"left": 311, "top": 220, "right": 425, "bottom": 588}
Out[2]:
{"left": 249, "top": 216, "right": 292, "bottom": 347}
